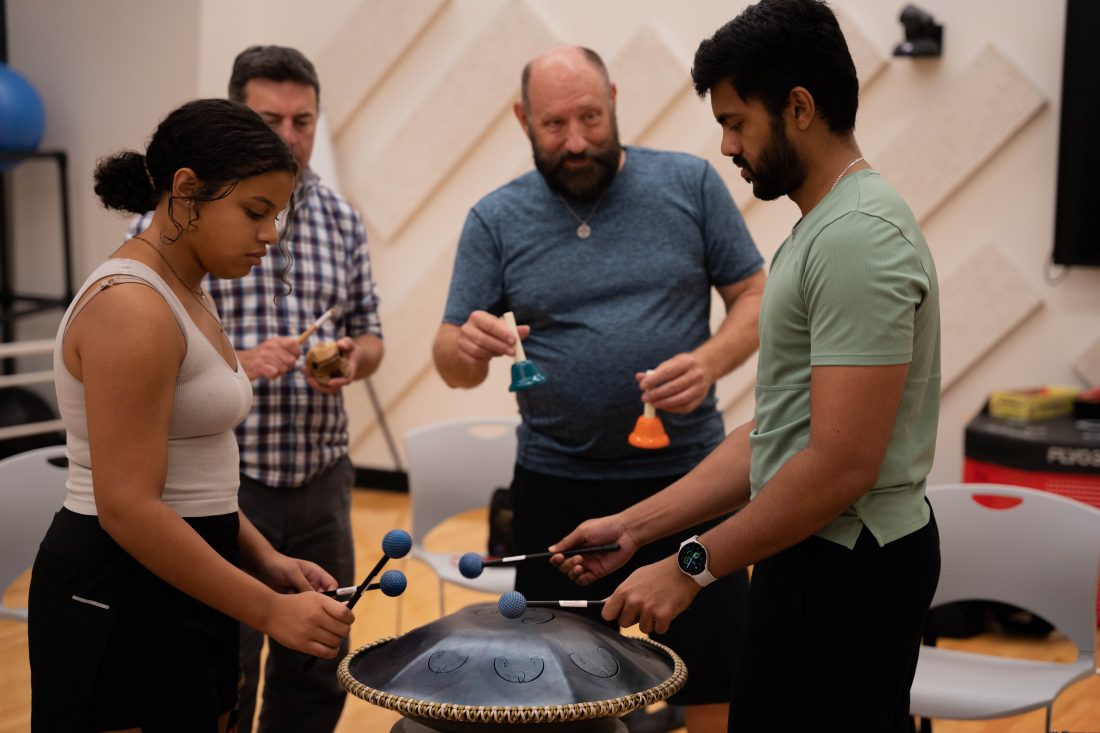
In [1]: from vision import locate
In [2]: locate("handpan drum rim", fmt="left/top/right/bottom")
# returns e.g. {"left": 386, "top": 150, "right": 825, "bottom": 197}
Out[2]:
{"left": 338, "top": 634, "right": 686, "bottom": 726}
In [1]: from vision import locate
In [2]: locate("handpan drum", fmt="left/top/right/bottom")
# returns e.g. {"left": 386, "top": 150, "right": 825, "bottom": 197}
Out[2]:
{"left": 338, "top": 603, "right": 686, "bottom": 732}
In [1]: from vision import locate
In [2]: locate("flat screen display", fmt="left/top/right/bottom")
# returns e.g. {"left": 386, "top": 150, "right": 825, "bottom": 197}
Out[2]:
{"left": 1052, "top": 0, "right": 1100, "bottom": 267}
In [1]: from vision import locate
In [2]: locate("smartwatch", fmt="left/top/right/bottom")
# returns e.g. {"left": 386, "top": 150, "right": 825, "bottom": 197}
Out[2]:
{"left": 677, "top": 535, "right": 718, "bottom": 587}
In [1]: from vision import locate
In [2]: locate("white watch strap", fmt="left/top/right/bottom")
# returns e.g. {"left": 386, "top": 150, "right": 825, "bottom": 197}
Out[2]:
{"left": 690, "top": 567, "right": 718, "bottom": 588}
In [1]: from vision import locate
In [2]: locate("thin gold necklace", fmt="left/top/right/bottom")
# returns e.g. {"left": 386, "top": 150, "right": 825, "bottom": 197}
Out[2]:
{"left": 131, "top": 234, "right": 223, "bottom": 331}
{"left": 557, "top": 191, "right": 607, "bottom": 240}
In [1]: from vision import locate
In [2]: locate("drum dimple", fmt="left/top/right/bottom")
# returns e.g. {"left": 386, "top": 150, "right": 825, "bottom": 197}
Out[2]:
{"left": 493, "top": 655, "right": 545, "bottom": 683}
{"left": 427, "top": 649, "right": 468, "bottom": 674}
{"left": 569, "top": 648, "right": 619, "bottom": 678}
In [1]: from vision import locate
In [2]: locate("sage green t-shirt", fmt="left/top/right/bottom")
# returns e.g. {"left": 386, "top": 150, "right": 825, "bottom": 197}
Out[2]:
{"left": 749, "top": 169, "right": 941, "bottom": 548}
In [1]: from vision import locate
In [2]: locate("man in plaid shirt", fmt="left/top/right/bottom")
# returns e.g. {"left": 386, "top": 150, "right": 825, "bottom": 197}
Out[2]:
{"left": 129, "top": 45, "right": 383, "bottom": 733}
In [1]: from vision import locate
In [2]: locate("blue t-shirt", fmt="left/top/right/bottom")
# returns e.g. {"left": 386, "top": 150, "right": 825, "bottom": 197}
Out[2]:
{"left": 443, "top": 146, "right": 762, "bottom": 479}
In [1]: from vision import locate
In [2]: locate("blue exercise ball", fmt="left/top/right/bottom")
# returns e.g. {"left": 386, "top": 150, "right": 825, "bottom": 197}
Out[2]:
{"left": 0, "top": 64, "right": 46, "bottom": 153}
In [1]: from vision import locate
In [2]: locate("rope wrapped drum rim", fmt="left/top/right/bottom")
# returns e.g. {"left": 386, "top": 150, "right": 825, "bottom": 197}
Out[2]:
{"left": 338, "top": 634, "right": 687, "bottom": 725}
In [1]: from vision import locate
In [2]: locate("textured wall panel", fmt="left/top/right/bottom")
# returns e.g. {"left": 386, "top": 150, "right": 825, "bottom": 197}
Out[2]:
{"left": 874, "top": 45, "right": 1046, "bottom": 223}
{"left": 1073, "top": 338, "right": 1100, "bottom": 386}
{"left": 371, "top": 252, "right": 455, "bottom": 405}
{"left": 699, "top": 7, "right": 886, "bottom": 214}
{"left": 359, "top": 0, "right": 556, "bottom": 239}
{"left": 612, "top": 24, "right": 691, "bottom": 142}
{"left": 316, "top": 0, "right": 449, "bottom": 135}
{"left": 940, "top": 246, "right": 1043, "bottom": 390}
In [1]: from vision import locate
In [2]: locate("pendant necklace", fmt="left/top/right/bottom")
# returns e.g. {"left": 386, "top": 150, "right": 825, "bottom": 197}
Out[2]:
{"left": 131, "top": 234, "right": 224, "bottom": 332}
{"left": 557, "top": 192, "right": 606, "bottom": 240}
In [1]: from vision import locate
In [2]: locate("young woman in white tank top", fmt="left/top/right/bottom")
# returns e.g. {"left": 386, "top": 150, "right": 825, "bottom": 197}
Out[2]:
{"left": 28, "top": 99, "right": 354, "bottom": 733}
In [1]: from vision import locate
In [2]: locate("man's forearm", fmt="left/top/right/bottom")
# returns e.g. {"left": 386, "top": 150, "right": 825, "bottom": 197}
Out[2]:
{"left": 351, "top": 334, "right": 384, "bottom": 380}
{"left": 432, "top": 324, "right": 490, "bottom": 388}
{"left": 694, "top": 273, "right": 764, "bottom": 384}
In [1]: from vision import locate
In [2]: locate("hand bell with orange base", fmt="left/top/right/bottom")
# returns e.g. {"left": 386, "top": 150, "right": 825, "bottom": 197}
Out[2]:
{"left": 629, "top": 401, "right": 669, "bottom": 449}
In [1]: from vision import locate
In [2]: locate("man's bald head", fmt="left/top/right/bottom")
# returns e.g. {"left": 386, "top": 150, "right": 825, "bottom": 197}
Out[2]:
{"left": 520, "top": 45, "right": 612, "bottom": 114}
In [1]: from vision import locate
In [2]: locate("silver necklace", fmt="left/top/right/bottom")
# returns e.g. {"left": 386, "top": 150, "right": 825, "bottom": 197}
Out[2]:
{"left": 557, "top": 192, "right": 606, "bottom": 239}
{"left": 132, "top": 234, "right": 224, "bottom": 331}
{"left": 831, "top": 156, "right": 865, "bottom": 191}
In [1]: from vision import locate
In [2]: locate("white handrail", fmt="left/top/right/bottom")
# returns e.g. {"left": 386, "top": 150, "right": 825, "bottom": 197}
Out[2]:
{"left": 0, "top": 339, "right": 53, "bottom": 359}
{"left": 0, "top": 419, "right": 64, "bottom": 442}
{"left": 0, "top": 370, "right": 54, "bottom": 389}
{"left": 0, "top": 339, "right": 59, "bottom": 440}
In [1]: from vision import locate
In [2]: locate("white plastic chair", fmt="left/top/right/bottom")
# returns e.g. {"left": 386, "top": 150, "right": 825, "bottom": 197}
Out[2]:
{"left": 404, "top": 417, "right": 519, "bottom": 616}
{"left": 0, "top": 445, "right": 68, "bottom": 621}
{"left": 911, "top": 483, "right": 1100, "bottom": 731}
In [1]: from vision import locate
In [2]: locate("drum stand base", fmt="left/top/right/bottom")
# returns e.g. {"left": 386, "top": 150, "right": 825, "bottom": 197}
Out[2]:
{"left": 390, "top": 715, "right": 629, "bottom": 733}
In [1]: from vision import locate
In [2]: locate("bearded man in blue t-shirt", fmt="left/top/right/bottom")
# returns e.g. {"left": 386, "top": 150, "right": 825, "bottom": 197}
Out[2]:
{"left": 433, "top": 44, "right": 766, "bottom": 733}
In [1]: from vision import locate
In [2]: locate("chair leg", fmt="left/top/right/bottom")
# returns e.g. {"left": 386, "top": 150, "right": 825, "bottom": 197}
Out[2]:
{"left": 1044, "top": 703, "right": 1051, "bottom": 733}
{"left": 437, "top": 579, "right": 445, "bottom": 617}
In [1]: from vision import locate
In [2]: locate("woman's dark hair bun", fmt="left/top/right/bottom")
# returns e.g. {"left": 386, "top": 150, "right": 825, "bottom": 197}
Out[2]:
{"left": 94, "top": 151, "right": 159, "bottom": 215}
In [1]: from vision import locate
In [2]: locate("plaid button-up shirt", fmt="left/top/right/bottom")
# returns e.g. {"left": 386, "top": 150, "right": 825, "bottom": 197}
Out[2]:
{"left": 130, "top": 168, "right": 382, "bottom": 487}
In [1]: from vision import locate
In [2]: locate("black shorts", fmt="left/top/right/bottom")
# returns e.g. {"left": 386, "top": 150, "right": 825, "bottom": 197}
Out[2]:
{"left": 511, "top": 464, "right": 748, "bottom": 706}
{"left": 28, "top": 508, "right": 241, "bottom": 733}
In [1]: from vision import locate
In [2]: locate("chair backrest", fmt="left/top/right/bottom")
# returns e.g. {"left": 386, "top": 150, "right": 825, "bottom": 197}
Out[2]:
{"left": 404, "top": 418, "right": 519, "bottom": 543}
{"left": 926, "top": 483, "right": 1100, "bottom": 655}
{"left": 0, "top": 444, "right": 68, "bottom": 620}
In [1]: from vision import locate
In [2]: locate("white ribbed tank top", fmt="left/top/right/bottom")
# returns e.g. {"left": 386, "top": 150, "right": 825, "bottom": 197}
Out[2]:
{"left": 53, "top": 259, "right": 252, "bottom": 517}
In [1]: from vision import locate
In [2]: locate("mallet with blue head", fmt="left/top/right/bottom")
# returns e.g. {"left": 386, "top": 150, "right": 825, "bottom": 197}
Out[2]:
{"left": 304, "top": 529, "right": 412, "bottom": 670}
{"left": 322, "top": 568, "right": 408, "bottom": 599}
{"left": 497, "top": 590, "right": 606, "bottom": 619}
{"left": 458, "top": 543, "right": 620, "bottom": 579}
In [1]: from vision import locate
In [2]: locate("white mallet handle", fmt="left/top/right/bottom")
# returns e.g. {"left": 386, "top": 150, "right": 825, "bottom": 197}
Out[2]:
{"left": 503, "top": 311, "right": 526, "bottom": 363}
{"left": 643, "top": 370, "right": 656, "bottom": 418}
{"left": 297, "top": 307, "right": 335, "bottom": 344}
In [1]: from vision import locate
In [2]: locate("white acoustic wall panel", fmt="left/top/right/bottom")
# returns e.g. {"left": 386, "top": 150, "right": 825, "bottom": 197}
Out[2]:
{"left": 836, "top": 9, "right": 888, "bottom": 92}
{"left": 612, "top": 24, "right": 691, "bottom": 142}
{"left": 370, "top": 251, "right": 456, "bottom": 406}
{"left": 357, "top": 0, "right": 556, "bottom": 240}
{"left": 874, "top": 45, "right": 1046, "bottom": 223}
{"left": 316, "top": 0, "right": 449, "bottom": 135}
{"left": 940, "top": 245, "right": 1043, "bottom": 391}
{"left": 1073, "top": 338, "right": 1100, "bottom": 386}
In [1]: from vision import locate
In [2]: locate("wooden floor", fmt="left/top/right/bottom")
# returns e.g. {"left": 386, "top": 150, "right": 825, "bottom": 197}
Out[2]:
{"left": 2, "top": 489, "right": 1099, "bottom": 732}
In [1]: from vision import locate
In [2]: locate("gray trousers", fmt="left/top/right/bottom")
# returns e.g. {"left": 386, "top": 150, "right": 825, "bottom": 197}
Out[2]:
{"left": 236, "top": 456, "right": 356, "bottom": 733}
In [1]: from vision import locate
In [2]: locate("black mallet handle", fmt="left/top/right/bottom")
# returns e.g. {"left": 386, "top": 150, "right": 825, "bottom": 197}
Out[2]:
{"left": 304, "top": 555, "right": 390, "bottom": 670}
{"left": 482, "top": 543, "right": 620, "bottom": 567}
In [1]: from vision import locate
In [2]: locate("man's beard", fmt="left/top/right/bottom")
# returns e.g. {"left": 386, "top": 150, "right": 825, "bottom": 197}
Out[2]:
{"left": 732, "top": 116, "right": 807, "bottom": 201}
{"left": 531, "top": 125, "right": 622, "bottom": 202}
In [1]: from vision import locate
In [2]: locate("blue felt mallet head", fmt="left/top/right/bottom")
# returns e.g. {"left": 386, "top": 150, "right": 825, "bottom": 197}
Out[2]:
{"left": 378, "top": 569, "right": 407, "bottom": 597}
{"left": 382, "top": 529, "right": 412, "bottom": 558}
{"left": 498, "top": 590, "right": 528, "bottom": 619}
{"left": 458, "top": 552, "right": 484, "bottom": 579}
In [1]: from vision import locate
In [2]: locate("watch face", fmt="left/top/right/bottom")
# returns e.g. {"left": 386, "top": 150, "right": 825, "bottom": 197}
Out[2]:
{"left": 677, "top": 542, "right": 707, "bottom": 575}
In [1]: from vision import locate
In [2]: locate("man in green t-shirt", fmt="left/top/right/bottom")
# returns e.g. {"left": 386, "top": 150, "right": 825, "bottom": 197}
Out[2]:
{"left": 550, "top": 1, "right": 941, "bottom": 730}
